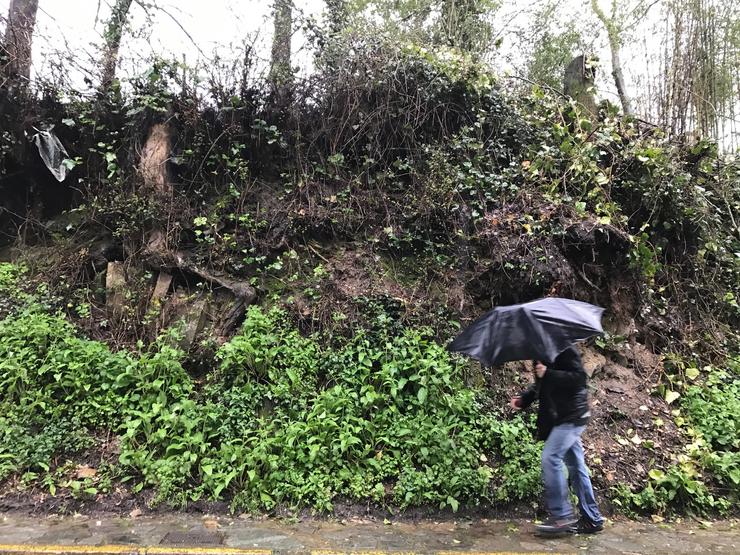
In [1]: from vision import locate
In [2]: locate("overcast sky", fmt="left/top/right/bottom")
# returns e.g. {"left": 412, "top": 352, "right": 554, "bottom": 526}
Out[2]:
{"left": 0, "top": 1, "right": 676, "bottom": 115}
{"left": 0, "top": 1, "right": 626, "bottom": 80}
{"left": 0, "top": 1, "right": 325, "bottom": 86}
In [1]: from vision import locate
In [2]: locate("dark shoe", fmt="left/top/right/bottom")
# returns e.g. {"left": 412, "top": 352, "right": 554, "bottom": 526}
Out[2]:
{"left": 535, "top": 516, "right": 578, "bottom": 536}
{"left": 572, "top": 516, "right": 604, "bottom": 534}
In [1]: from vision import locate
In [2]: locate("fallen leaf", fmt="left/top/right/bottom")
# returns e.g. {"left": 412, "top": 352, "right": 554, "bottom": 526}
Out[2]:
{"left": 129, "top": 508, "right": 142, "bottom": 518}
{"left": 665, "top": 390, "right": 680, "bottom": 404}
{"left": 76, "top": 465, "right": 97, "bottom": 479}
{"left": 651, "top": 514, "right": 664, "bottom": 523}
{"left": 204, "top": 519, "right": 219, "bottom": 529}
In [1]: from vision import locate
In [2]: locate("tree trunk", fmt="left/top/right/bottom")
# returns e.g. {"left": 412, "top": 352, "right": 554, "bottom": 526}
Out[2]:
{"left": 269, "top": 0, "right": 293, "bottom": 92}
{"left": 2, "top": 0, "right": 39, "bottom": 82}
{"left": 607, "top": 33, "right": 633, "bottom": 116}
{"left": 439, "top": 0, "right": 478, "bottom": 50}
{"left": 440, "top": 0, "right": 459, "bottom": 46}
{"left": 591, "top": 0, "right": 633, "bottom": 116}
{"left": 563, "top": 55, "right": 598, "bottom": 118}
{"left": 100, "top": 0, "right": 134, "bottom": 91}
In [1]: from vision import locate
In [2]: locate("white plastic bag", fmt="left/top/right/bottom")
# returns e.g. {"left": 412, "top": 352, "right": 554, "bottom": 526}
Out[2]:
{"left": 30, "top": 126, "right": 70, "bottom": 182}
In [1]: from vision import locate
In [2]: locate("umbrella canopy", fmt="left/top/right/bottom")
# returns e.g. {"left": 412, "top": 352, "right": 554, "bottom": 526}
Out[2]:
{"left": 449, "top": 297, "right": 604, "bottom": 366}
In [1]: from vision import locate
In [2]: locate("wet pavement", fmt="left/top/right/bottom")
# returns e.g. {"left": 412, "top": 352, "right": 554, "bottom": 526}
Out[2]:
{"left": 0, "top": 513, "right": 737, "bottom": 554}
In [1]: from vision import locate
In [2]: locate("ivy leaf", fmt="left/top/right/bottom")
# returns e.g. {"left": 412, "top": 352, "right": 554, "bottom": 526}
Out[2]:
{"left": 665, "top": 390, "right": 681, "bottom": 404}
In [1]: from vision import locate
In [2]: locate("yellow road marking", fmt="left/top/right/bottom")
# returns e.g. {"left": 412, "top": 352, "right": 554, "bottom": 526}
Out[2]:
{"left": 0, "top": 546, "right": 270, "bottom": 555}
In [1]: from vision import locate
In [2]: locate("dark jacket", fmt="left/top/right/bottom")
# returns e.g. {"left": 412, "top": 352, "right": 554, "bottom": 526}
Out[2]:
{"left": 517, "top": 346, "right": 591, "bottom": 440}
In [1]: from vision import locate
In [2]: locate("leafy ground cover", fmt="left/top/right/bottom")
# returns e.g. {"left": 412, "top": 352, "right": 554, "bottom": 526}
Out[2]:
{"left": 0, "top": 264, "right": 737, "bottom": 517}
{"left": 0, "top": 36, "right": 738, "bottom": 519}
{"left": 0, "top": 267, "right": 541, "bottom": 513}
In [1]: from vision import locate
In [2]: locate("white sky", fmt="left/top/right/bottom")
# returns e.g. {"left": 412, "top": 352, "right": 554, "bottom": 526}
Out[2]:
{"left": 0, "top": 1, "right": 632, "bottom": 92}
{"left": 1, "top": 0, "right": 735, "bottom": 146}
{"left": 1, "top": 0, "right": 326, "bottom": 87}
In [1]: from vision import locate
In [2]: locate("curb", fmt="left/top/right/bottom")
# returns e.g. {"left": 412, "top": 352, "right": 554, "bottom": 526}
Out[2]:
{"left": 0, "top": 547, "right": 270, "bottom": 555}
{"left": 0, "top": 549, "right": 574, "bottom": 555}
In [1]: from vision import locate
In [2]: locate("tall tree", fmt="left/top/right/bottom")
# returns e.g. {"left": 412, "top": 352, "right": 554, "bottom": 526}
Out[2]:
{"left": 270, "top": 0, "right": 293, "bottom": 93}
{"left": 100, "top": 0, "right": 135, "bottom": 91}
{"left": 436, "top": 0, "right": 497, "bottom": 52}
{"left": 590, "top": 0, "right": 633, "bottom": 116}
{"left": 1, "top": 0, "right": 39, "bottom": 82}
{"left": 655, "top": 0, "right": 739, "bottom": 142}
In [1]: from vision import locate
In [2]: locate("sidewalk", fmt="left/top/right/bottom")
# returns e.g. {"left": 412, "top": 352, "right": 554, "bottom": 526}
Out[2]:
{"left": 0, "top": 513, "right": 737, "bottom": 554}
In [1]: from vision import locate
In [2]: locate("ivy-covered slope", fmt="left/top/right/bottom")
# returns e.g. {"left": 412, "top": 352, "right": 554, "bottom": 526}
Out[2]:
{"left": 0, "top": 40, "right": 738, "bottom": 516}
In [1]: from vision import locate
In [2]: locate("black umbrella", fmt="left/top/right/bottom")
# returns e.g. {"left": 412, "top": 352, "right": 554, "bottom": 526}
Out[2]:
{"left": 449, "top": 297, "right": 604, "bottom": 366}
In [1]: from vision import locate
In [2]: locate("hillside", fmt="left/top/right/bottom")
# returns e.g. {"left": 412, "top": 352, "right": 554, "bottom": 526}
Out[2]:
{"left": 0, "top": 39, "right": 738, "bottom": 518}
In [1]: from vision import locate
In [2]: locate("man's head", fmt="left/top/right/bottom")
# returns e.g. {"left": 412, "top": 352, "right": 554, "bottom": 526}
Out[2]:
{"left": 552, "top": 346, "right": 583, "bottom": 371}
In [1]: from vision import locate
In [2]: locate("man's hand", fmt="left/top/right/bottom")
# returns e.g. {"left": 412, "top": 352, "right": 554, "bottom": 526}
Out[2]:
{"left": 535, "top": 361, "right": 547, "bottom": 379}
{"left": 509, "top": 396, "right": 522, "bottom": 411}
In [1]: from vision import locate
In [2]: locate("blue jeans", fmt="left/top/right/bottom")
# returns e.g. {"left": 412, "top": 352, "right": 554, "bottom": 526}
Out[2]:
{"left": 541, "top": 423, "right": 603, "bottom": 523}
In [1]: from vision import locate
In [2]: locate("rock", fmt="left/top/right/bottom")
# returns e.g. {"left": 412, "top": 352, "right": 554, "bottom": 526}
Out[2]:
{"left": 581, "top": 347, "right": 606, "bottom": 378}
{"left": 150, "top": 271, "right": 172, "bottom": 305}
{"left": 166, "top": 290, "right": 208, "bottom": 351}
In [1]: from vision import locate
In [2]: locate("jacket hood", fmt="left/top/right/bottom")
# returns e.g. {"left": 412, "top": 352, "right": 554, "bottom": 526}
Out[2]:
{"left": 551, "top": 345, "right": 583, "bottom": 371}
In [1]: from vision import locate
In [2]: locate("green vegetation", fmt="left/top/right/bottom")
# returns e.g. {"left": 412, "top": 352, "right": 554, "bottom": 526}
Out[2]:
{"left": 0, "top": 270, "right": 541, "bottom": 511}
{"left": 1, "top": 16, "right": 738, "bottom": 519}
{"left": 613, "top": 360, "right": 739, "bottom": 516}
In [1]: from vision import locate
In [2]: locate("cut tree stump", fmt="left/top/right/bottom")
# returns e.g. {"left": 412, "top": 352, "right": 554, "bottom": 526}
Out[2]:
{"left": 105, "top": 261, "right": 127, "bottom": 319}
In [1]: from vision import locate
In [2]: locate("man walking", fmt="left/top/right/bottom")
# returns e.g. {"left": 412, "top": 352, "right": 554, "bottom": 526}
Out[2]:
{"left": 510, "top": 346, "right": 604, "bottom": 535}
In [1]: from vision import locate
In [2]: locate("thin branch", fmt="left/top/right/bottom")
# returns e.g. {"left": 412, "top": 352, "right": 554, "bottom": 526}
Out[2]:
{"left": 135, "top": 0, "right": 208, "bottom": 60}
{"left": 504, "top": 73, "right": 569, "bottom": 99}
